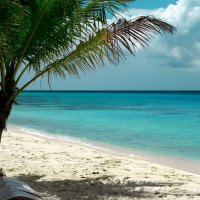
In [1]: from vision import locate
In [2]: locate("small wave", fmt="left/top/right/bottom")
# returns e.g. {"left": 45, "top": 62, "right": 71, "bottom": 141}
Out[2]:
{"left": 8, "top": 124, "right": 55, "bottom": 139}
{"left": 7, "top": 124, "right": 135, "bottom": 157}
{"left": 7, "top": 124, "right": 94, "bottom": 147}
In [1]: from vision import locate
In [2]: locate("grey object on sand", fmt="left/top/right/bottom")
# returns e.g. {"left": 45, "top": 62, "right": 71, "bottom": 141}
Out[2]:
{"left": 0, "top": 178, "right": 41, "bottom": 200}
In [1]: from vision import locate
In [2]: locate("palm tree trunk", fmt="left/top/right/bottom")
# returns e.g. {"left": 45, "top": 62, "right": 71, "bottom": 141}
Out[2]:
{"left": 0, "top": 95, "right": 12, "bottom": 142}
{"left": 0, "top": 64, "right": 16, "bottom": 142}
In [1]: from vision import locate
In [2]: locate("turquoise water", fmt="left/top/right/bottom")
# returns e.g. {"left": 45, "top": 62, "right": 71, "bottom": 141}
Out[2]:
{"left": 8, "top": 91, "right": 200, "bottom": 160}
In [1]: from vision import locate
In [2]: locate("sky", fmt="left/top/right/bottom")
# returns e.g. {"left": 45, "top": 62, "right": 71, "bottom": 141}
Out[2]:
{"left": 26, "top": 0, "right": 200, "bottom": 90}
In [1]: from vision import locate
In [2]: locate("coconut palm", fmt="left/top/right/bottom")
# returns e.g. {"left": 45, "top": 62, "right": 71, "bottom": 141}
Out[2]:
{"left": 0, "top": 0, "right": 175, "bottom": 142}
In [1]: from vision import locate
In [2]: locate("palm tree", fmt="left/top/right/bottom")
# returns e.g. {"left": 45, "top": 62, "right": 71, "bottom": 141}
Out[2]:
{"left": 0, "top": 0, "right": 175, "bottom": 142}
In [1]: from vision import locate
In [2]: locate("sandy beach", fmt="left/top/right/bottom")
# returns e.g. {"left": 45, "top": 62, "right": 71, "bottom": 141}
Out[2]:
{"left": 1, "top": 129, "right": 200, "bottom": 200}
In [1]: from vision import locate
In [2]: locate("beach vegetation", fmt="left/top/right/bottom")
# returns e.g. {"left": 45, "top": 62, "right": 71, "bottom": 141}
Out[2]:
{"left": 0, "top": 0, "right": 175, "bottom": 142}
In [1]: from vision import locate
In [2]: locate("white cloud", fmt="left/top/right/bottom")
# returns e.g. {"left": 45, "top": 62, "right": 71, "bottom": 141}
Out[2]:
{"left": 123, "top": 0, "right": 200, "bottom": 71}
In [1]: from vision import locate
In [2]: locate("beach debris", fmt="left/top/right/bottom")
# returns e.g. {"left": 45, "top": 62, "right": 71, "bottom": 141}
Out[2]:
{"left": 92, "top": 171, "right": 100, "bottom": 175}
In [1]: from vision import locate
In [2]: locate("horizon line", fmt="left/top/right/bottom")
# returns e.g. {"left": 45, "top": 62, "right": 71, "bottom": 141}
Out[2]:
{"left": 23, "top": 90, "right": 200, "bottom": 92}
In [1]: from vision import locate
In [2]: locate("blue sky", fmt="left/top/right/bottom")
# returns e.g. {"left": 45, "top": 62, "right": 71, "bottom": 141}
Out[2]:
{"left": 26, "top": 0, "right": 200, "bottom": 90}
{"left": 130, "top": 0, "right": 177, "bottom": 9}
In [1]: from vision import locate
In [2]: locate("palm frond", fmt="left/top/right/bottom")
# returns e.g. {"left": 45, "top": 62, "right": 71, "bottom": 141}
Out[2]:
{"left": 0, "top": 0, "right": 30, "bottom": 62}
{"left": 46, "top": 16, "right": 176, "bottom": 77}
{"left": 23, "top": 0, "right": 130, "bottom": 71}
{"left": 0, "top": 0, "right": 134, "bottom": 77}
{"left": 107, "top": 16, "right": 176, "bottom": 54}
{"left": 14, "top": 16, "right": 175, "bottom": 98}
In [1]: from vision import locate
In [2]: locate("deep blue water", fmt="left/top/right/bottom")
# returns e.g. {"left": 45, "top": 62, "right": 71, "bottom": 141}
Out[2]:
{"left": 8, "top": 91, "right": 200, "bottom": 160}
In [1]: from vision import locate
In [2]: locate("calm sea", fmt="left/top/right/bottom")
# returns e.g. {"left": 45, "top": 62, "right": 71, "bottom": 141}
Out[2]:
{"left": 8, "top": 91, "right": 200, "bottom": 160}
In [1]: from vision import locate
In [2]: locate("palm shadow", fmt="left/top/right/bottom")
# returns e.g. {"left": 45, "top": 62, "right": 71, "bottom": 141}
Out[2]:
{"left": 15, "top": 174, "right": 184, "bottom": 200}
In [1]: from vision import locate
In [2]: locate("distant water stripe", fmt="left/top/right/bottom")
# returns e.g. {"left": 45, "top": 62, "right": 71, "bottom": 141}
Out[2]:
{"left": 8, "top": 91, "right": 200, "bottom": 160}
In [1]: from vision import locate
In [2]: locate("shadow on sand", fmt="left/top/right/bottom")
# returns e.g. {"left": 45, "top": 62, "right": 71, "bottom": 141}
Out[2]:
{"left": 15, "top": 174, "right": 184, "bottom": 200}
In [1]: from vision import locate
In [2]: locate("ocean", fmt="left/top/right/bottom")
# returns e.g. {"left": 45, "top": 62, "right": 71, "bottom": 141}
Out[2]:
{"left": 8, "top": 91, "right": 200, "bottom": 161}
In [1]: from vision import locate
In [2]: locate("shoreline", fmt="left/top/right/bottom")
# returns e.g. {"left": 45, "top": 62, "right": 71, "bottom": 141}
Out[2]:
{"left": 7, "top": 124, "right": 200, "bottom": 175}
{"left": 1, "top": 129, "right": 200, "bottom": 199}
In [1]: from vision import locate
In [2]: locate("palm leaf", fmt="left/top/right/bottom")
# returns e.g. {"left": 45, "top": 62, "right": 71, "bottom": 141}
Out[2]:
{"left": 14, "top": 16, "right": 175, "bottom": 98}
{"left": 12, "top": 0, "right": 131, "bottom": 76}
{"left": 107, "top": 16, "right": 175, "bottom": 54}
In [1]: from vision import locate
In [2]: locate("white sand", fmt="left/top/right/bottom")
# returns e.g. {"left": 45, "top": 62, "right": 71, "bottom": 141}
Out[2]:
{"left": 1, "top": 130, "right": 200, "bottom": 200}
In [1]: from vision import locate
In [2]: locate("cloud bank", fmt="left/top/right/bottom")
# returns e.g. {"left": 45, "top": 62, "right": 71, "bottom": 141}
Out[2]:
{"left": 125, "top": 0, "right": 200, "bottom": 70}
